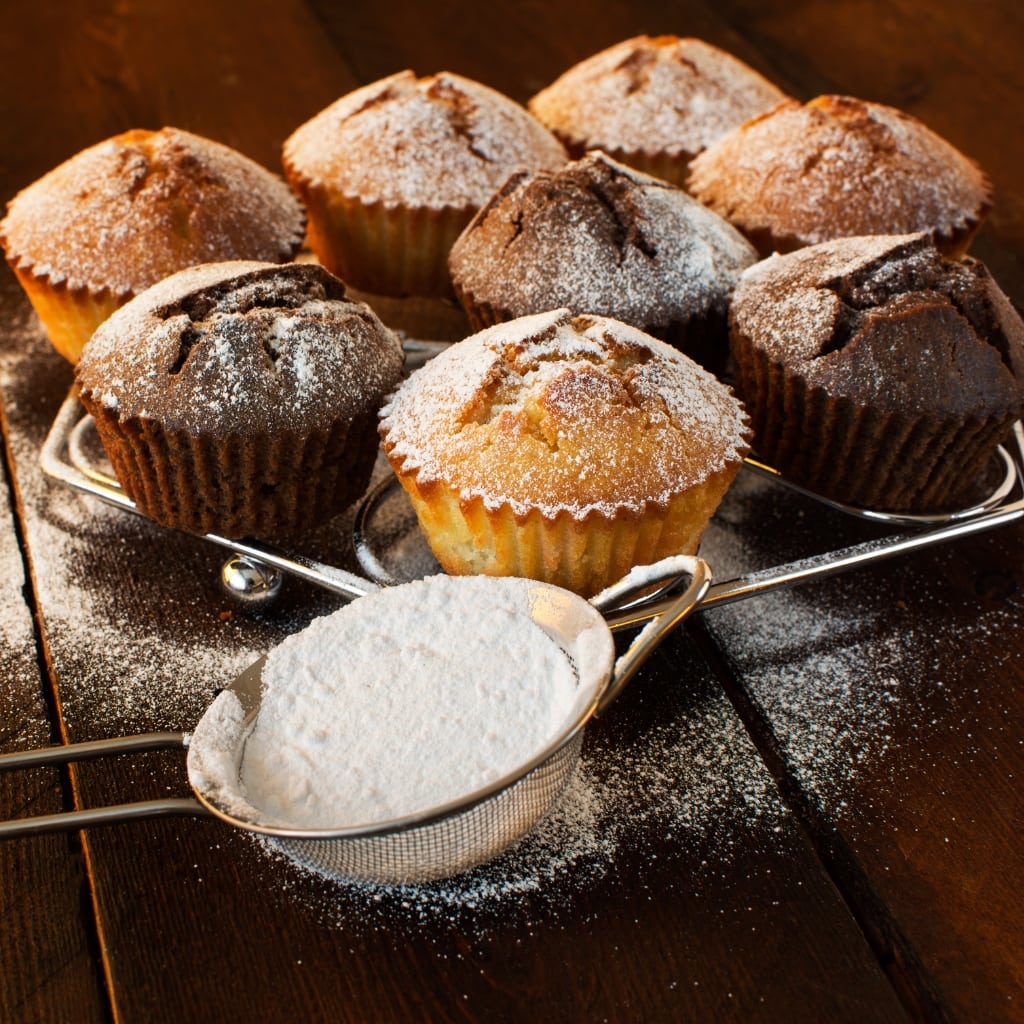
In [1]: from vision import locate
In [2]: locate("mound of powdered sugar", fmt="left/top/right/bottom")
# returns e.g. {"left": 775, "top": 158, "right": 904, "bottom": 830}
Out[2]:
{"left": 209, "top": 574, "right": 608, "bottom": 829}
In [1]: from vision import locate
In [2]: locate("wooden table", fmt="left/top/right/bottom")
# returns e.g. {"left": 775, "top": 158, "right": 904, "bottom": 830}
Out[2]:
{"left": 1, "top": 2, "right": 1021, "bottom": 1021}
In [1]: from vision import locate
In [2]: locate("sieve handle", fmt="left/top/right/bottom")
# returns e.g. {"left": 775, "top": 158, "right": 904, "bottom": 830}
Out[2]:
{"left": 0, "top": 731, "right": 212, "bottom": 838}
{"left": 596, "top": 556, "right": 712, "bottom": 716}
{"left": 0, "top": 798, "right": 211, "bottom": 838}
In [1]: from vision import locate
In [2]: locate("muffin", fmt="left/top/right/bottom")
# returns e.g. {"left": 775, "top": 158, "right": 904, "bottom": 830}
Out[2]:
{"left": 0, "top": 127, "right": 306, "bottom": 363}
{"left": 379, "top": 308, "right": 750, "bottom": 597}
{"left": 729, "top": 233, "right": 1024, "bottom": 513}
{"left": 688, "top": 95, "right": 992, "bottom": 258}
{"left": 528, "top": 35, "right": 788, "bottom": 188}
{"left": 75, "top": 260, "right": 404, "bottom": 541}
{"left": 447, "top": 151, "right": 758, "bottom": 371}
{"left": 282, "top": 70, "right": 567, "bottom": 303}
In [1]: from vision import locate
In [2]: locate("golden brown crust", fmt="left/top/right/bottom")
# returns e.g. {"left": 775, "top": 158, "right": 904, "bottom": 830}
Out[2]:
{"left": 0, "top": 127, "right": 306, "bottom": 361}
{"left": 379, "top": 308, "right": 749, "bottom": 595}
{"left": 688, "top": 95, "right": 992, "bottom": 258}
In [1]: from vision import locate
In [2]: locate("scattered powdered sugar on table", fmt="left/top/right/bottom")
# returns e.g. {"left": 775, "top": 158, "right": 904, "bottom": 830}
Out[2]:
{"left": 247, "top": 625, "right": 788, "bottom": 933}
{"left": 705, "top": 585, "right": 904, "bottom": 814}
{"left": 0, "top": 322, "right": 266, "bottom": 733}
{"left": 5, "top": 310, "right": 1017, "bottom": 936}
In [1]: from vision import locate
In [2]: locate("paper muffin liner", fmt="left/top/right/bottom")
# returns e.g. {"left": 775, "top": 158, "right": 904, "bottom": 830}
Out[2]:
{"left": 8, "top": 260, "right": 125, "bottom": 363}
{"left": 732, "top": 338, "right": 1015, "bottom": 513}
{"left": 81, "top": 400, "right": 381, "bottom": 541}
{"left": 932, "top": 213, "right": 987, "bottom": 259}
{"left": 283, "top": 162, "right": 472, "bottom": 299}
{"left": 599, "top": 147, "right": 691, "bottom": 189}
{"left": 390, "top": 466, "right": 741, "bottom": 598}
{"left": 346, "top": 286, "right": 470, "bottom": 344}
{"left": 747, "top": 212, "right": 988, "bottom": 263}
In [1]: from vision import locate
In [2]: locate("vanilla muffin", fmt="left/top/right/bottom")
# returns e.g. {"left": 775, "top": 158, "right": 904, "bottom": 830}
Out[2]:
{"left": 729, "top": 233, "right": 1024, "bottom": 512}
{"left": 528, "top": 35, "right": 788, "bottom": 187}
{"left": 0, "top": 127, "right": 306, "bottom": 363}
{"left": 76, "top": 261, "right": 404, "bottom": 541}
{"left": 282, "top": 71, "right": 567, "bottom": 301}
{"left": 447, "top": 151, "right": 758, "bottom": 371}
{"left": 688, "top": 95, "right": 991, "bottom": 258}
{"left": 379, "top": 308, "right": 750, "bottom": 597}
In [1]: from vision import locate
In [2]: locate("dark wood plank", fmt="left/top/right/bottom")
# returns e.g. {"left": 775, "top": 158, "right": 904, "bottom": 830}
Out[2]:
{"left": 305, "top": 0, "right": 748, "bottom": 103}
{"left": 700, "top": 471, "right": 1024, "bottom": 1023}
{"left": 0, "top": 289, "right": 105, "bottom": 1023}
{"left": 0, "top": 0, "right": 358, "bottom": 197}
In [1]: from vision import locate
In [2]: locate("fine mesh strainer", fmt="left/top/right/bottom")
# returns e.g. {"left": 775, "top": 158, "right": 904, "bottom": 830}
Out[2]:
{"left": 0, "top": 557, "right": 709, "bottom": 885}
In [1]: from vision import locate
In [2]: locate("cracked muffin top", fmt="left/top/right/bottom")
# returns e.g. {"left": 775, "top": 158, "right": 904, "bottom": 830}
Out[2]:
{"left": 448, "top": 151, "right": 757, "bottom": 336}
{"left": 282, "top": 70, "right": 567, "bottom": 210}
{"left": 0, "top": 127, "right": 305, "bottom": 299}
{"left": 729, "top": 233, "right": 1024, "bottom": 418}
{"left": 687, "top": 96, "right": 991, "bottom": 258}
{"left": 528, "top": 35, "right": 787, "bottom": 183}
{"left": 76, "top": 260, "right": 405, "bottom": 436}
{"left": 378, "top": 307, "right": 750, "bottom": 519}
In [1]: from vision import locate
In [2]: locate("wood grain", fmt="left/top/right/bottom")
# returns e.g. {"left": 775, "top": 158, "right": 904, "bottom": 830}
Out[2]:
{"left": 0, "top": 1, "right": 1022, "bottom": 1021}
{"left": 700, "top": 475, "right": 1024, "bottom": 1022}
{"left": 0, "top": 274, "right": 104, "bottom": 1022}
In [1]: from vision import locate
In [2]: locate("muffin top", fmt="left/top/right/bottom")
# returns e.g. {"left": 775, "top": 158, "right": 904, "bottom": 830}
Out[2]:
{"left": 688, "top": 96, "right": 992, "bottom": 256}
{"left": 379, "top": 308, "right": 750, "bottom": 520}
{"left": 529, "top": 35, "right": 787, "bottom": 162}
{"left": 448, "top": 151, "right": 758, "bottom": 329}
{"left": 76, "top": 261, "right": 405, "bottom": 435}
{"left": 283, "top": 70, "right": 567, "bottom": 209}
{"left": 729, "top": 233, "right": 1024, "bottom": 417}
{"left": 0, "top": 127, "right": 306, "bottom": 297}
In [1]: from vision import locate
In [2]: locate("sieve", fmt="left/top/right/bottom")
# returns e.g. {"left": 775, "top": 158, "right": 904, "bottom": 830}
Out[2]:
{"left": 0, "top": 556, "right": 710, "bottom": 885}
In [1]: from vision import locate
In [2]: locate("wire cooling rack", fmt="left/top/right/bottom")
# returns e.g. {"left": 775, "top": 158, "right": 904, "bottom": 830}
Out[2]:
{"left": 41, "top": 387, "right": 1024, "bottom": 630}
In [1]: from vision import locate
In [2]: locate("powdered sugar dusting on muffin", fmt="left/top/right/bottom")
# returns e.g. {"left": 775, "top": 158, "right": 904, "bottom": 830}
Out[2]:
{"left": 728, "top": 232, "right": 1024, "bottom": 511}
{"left": 688, "top": 96, "right": 991, "bottom": 255}
{"left": 529, "top": 36, "right": 787, "bottom": 161}
{"left": 0, "top": 128, "right": 305, "bottom": 297}
{"left": 283, "top": 71, "right": 567, "bottom": 209}
{"left": 77, "top": 261, "right": 405, "bottom": 432}
{"left": 731, "top": 231, "right": 1024, "bottom": 404}
{"left": 449, "top": 152, "right": 758, "bottom": 333}
{"left": 380, "top": 309, "right": 750, "bottom": 518}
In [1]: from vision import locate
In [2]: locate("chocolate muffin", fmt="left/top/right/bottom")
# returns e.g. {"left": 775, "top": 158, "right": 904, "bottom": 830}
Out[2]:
{"left": 447, "top": 152, "right": 758, "bottom": 371}
{"left": 729, "top": 233, "right": 1024, "bottom": 512}
{"left": 76, "top": 260, "right": 404, "bottom": 540}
